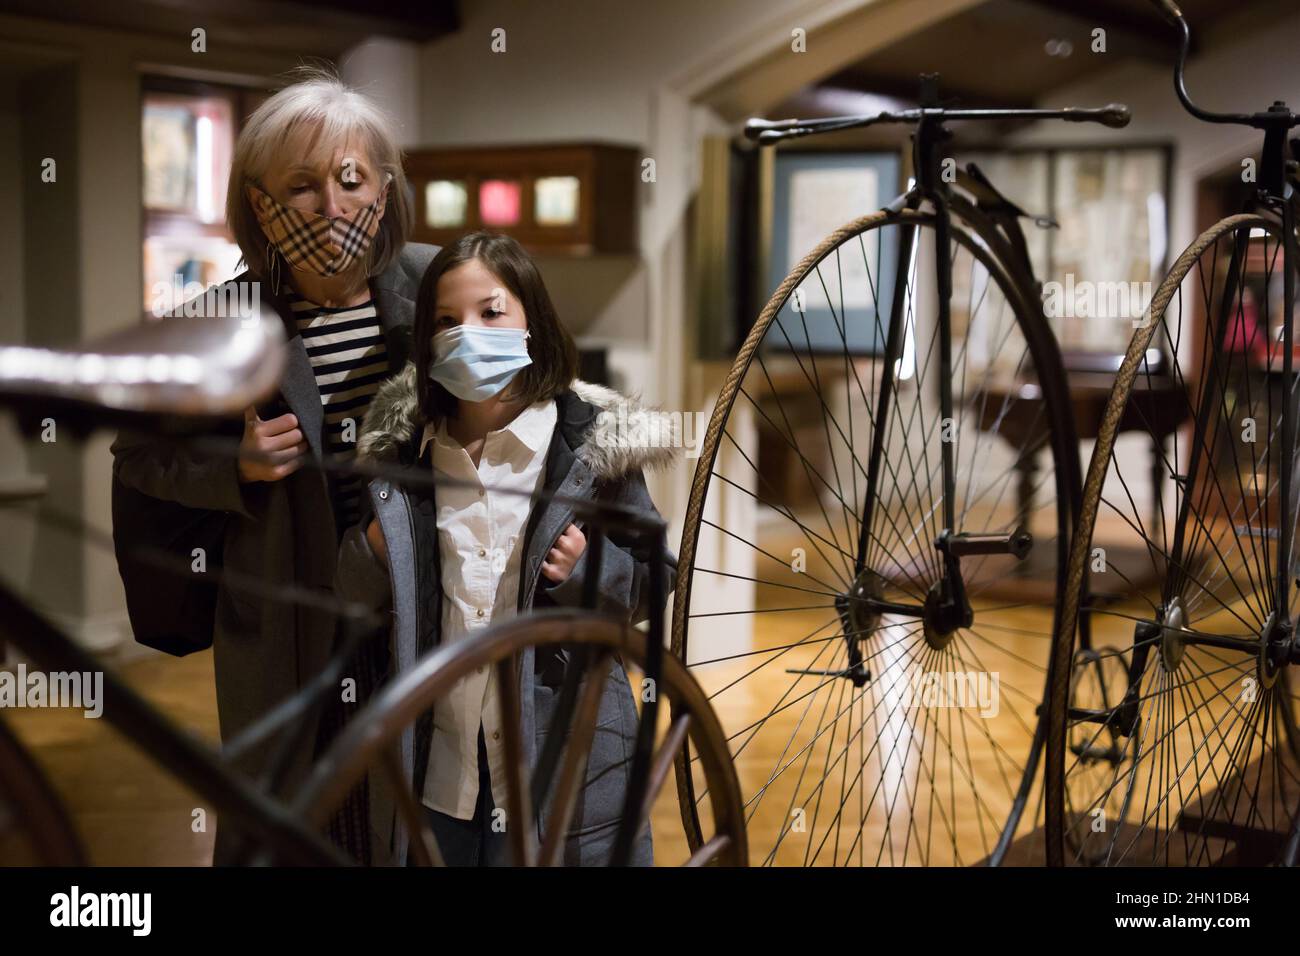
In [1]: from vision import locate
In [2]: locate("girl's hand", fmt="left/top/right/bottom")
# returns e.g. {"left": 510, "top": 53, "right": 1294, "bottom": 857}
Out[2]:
{"left": 366, "top": 517, "right": 388, "bottom": 564}
{"left": 541, "top": 523, "right": 586, "bottom": 583}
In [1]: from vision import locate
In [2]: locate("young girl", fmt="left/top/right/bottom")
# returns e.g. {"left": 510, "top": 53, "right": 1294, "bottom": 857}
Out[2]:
{"left": 334, "top": 231, "right": 677, "bottom": 866}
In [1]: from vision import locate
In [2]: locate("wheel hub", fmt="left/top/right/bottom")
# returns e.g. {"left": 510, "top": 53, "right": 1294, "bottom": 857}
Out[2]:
{"left": 839, "top": 568, "right": 884, "bottom": 640}
{"left": 923, "top": 579, "right": 963, "bottom": 650}
{"left": 1258, "top": 611, "right": 1293, "bottom": 689}
{"left": 1160, "top": 598, "right": 1186, "bottom": 671}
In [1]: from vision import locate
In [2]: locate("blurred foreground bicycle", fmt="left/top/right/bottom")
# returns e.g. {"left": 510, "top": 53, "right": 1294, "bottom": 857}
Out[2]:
{"left": 0, "top": 311, "right": 745, "bottom": 866}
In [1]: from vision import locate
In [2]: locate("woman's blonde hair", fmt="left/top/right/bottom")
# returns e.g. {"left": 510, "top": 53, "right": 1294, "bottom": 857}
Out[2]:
{"left": 226, "top": 64, "right": 413, "bottom": 282}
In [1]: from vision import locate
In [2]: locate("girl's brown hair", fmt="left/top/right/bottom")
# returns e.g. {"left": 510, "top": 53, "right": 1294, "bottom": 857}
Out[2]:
{"left": 413, "top": 231, "right": 579, "bottom": 422}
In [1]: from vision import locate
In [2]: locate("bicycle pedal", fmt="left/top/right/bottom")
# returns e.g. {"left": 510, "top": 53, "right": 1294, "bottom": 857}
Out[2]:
{"left": 1069, "top": 741, "right": 1124, "bottom": 765}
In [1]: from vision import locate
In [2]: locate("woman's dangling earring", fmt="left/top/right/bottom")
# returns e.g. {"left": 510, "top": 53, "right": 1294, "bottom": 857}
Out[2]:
{"left": 264, "top": 244, "right": 282, "bottom": 296}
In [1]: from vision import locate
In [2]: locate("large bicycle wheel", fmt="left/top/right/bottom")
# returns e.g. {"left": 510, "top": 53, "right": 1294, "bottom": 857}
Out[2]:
{"left": 1050, "top": 213, "right": 1300, "bottom": 866}
{"left": 294, "top": 611, "right": 747, "bottom": 866}
{"left": 673, "top": 207, "right": 1077, "bottom": 866}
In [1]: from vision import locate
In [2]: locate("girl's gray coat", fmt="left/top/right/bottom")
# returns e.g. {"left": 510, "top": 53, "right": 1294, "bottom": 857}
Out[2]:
{"left": 334, "top": 362, "right": 678, "bottom": 866}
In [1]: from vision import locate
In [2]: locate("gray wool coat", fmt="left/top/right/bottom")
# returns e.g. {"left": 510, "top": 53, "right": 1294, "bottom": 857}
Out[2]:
{"left": 109, "top": 243, "right": 438, "bottom": 861}
{"left": 333, "top": 361, "right": 679, "bottom": 866}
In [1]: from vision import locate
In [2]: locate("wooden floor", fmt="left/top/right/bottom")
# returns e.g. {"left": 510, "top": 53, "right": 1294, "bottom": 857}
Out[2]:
{"left": 4, "top": 650, "right": 220, "bottom": 866}
{"left": 0, "top": 646, "right": 714, "bottom": 866}
{"left": 5, "top": 510, "right": 1294, "bottom": 866}
{"left": 0, "top": 530, "right": 1060, "bottom": 868}
{"left": 659, "top": 594, "right": 1058, "bottom": 866}
{"left": 1, "top": 646, "right": 703, "bottom": 867}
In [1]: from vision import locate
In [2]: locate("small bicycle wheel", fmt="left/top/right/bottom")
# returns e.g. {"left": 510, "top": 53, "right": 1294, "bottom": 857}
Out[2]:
{"left": 1050, "top": 213, "right": 1300, "bottom": 866}
{"left": 1061, "top": 645, "right": 1140, "bottom": 865}
{"left": 673, "top": 206, "right": 1078, "bottom": 866}
{"left": 293, "top": 611, "right": 747, "bottom": 866}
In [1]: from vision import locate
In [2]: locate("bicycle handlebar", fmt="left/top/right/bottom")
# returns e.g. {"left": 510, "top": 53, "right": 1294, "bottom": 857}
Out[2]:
{"left": 1149, "top": 0, "right": 1299, "bottom": 130}
{"left": 744, "top": 104, "right": 1129, "bottom": 145}
{"left": 1068, "top": 105, "right": 1132, "bottom": 129}
{"left": 1148, "top": 0, "right": 1182, "bottom": 24}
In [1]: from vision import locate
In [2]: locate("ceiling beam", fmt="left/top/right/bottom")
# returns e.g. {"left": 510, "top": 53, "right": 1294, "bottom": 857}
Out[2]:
{"left": 689, "top": 0, "right": 989, "bottom": 120}
{"left": 819, "top": 67, "right": 1035, "bottom": 110}
{"left": 149, "top": 0, "right": 461, "bottom": 40}
{"left": 0, "top": 0, "right": 460, "bottom": 53}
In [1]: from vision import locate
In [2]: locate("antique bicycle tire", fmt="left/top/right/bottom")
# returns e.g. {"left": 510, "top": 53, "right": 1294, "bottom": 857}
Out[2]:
{"left": 673, "top": 206, "right": 1078, "bottom": 865}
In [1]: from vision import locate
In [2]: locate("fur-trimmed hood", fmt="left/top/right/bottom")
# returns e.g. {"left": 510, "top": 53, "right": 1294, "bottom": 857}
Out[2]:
{"left": 356, "top": 362, "right": 680, "bottom": 480}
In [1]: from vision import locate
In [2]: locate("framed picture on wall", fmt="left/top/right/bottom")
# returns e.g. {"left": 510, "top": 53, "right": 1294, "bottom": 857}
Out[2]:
{"left": 956, "top": 144, "right": 1172, "bottom": 357}
{"left": 1051, "top": 147, "right": 1170, "bottom": 353}
{"left": 765, "top": 151, "right": 903, "bottom": 354}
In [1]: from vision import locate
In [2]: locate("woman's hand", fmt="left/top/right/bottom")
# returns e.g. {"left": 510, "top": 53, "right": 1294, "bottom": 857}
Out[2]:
{"left": 541, "top": 523, "right": 586, "bottom": 583}
{"left": 366, "top": 518, "right": 388, "bottom": 565}
{"left": 237, "top": 406, "right": 308, "bottom": 483}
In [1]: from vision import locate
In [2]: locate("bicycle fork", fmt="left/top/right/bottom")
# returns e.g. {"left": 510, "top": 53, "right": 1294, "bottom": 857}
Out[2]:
{"left": 872, "top": 124, "right": 1032, "bottom": 633}
{"left": 797, "top": 119, "right": 1034, "bottom": 688}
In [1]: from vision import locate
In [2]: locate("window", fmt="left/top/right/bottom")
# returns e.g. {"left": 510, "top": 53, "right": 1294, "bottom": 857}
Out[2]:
{"left": 956, "top": 145, "right": 1171, "bottom": 355}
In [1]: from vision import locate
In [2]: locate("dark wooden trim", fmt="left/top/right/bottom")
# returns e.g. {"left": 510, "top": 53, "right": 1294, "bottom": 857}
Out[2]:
{"left": 406, "top": 142, "right": 640, "bottom": 255}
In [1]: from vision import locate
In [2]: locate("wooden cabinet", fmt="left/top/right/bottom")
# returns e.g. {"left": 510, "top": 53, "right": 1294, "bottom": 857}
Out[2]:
{"left": 405, "top": 142, "right": 640, "bottom": 255}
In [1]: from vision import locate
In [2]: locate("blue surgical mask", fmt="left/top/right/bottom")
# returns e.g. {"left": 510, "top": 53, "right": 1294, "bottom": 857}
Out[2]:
{"left": 428, "top": 324, "right": 532, "bottom": 402}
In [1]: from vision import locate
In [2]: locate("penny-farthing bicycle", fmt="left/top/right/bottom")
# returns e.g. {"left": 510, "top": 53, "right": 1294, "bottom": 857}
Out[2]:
{"left": 672, "top": 77, "right": 1131, "bottom": 865}
{"left": 1047, "top": 0, "right": 1300, "bottom": 867}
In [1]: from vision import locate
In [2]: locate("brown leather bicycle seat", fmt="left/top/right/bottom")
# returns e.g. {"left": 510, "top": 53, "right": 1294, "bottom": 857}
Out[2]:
{"left": 0, "top": 311, "right": 286, "bottom": 418}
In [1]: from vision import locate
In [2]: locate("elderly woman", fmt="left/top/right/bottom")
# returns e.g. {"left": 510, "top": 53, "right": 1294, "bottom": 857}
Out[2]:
{"left": 111, "top": 67, "right": 436, "bottom": 863}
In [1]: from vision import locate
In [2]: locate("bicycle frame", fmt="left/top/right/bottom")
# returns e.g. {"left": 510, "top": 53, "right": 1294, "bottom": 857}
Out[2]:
{"left": 1162, "top": 1, "right": 1300, "bottom": 865}
{"left": 861, "top": 114, "right": 1063, "bottom": 602}
{"left": 0, "top": 573, "right": 353, "bottom": 865}
{"left": 749, "top": 74, "right": 1107, "bottom": 623}
{"left": 737, "top": 74, "right": 1122, "bottom": 863}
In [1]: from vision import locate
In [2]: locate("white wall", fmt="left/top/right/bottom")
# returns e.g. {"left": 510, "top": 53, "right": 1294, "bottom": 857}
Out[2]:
{"left": 0, "top": 76, "right": 39, "bottom": 605}
{"left": 341, "top": 37, "right": 422, "bottom": 149}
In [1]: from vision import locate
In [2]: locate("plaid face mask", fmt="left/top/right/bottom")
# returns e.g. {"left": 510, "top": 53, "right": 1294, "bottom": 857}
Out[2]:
{"left": 245, "top": 178, "right": 390, "bottom": 277}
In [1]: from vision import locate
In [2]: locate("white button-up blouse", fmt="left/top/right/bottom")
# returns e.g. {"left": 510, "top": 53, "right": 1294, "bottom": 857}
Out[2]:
{"left": 418, "top": 399, "right": 558, "bottom": 820}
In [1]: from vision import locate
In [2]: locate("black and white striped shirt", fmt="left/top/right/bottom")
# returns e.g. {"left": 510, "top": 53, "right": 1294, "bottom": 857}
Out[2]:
{"left": 291, "top": 295, "right": 389, "bottom": 534}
